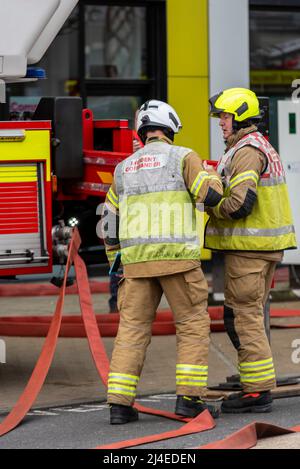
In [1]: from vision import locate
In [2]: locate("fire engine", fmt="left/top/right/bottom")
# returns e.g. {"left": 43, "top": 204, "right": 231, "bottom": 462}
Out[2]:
{"left": 0, "top": 0, "right": 133, "bottom": 276}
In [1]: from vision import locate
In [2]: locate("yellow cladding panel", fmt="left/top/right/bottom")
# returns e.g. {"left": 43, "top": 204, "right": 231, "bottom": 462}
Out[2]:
{"left": 167, "top": 0, "right": 208, "bottom": 77}
{"left": 167, "top": 1, "right": 211, "bottom": 260}
{"left": 170, "top": 78, "right": 211, "bottom": 261}
{"left": 0, "top": 130, "right": 51, "bottom": 181}
{"left": 0, "top": 165, "right": 37, "bottom": 183}
{"left": 169, "top": 77, "right": 209, "bottom": 158}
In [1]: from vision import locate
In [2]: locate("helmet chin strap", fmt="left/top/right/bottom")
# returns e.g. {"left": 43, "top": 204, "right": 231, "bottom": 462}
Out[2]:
{"left": 232, "top": 113, "right": 263, "bottom": 132}
{"left": 232, "top": 119, "right": 255, "bottom": 132}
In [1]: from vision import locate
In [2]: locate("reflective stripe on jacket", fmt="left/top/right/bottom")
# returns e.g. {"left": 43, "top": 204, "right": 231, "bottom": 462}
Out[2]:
{"left": 115, "top": 141, "right": 204, "bottom": 265}
{"left": 205, "top": 132, "right": 297, "bottom": 251}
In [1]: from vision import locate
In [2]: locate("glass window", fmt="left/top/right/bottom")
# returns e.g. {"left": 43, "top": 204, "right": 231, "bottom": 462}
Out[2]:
{"left": 87, "top": 96, "right": 142, "bottom": 128}
{"left": 35, "top": 7, "right": 80, "bottom": 97}
{"left": 250, "top": 9, "right": 300, "bottom": 93}
{"left": 8, "top": 7, "right": 80, "bottom": 120}
{"left": 6, "top": 2, "right": 166, "bottom": 121}
{"left": 85, "top": 5, "right": 147, "bottom": 79}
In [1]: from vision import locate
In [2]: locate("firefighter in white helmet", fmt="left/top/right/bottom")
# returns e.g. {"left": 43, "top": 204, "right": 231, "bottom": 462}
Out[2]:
{"left": 206, "top": 88, "right": 297, "bottom": 413}
{"left": 103, "top": 99, "right": 223, "bottom": 424}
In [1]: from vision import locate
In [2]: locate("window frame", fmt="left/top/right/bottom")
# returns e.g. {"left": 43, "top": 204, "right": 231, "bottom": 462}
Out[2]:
{"left": 78, "top": 0, "right": 167, "bottom": 108}
{"left": 249, "top": 0, "right": 300, "bottom": 97}
{"left": 250, "top": 0, "right": 300, "bottom": 9}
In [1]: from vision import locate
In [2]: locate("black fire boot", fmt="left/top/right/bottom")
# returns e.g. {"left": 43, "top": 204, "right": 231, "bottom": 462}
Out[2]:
{"left": 110, "top": 404, "right": 139, "bottom": 424}
{"left": 221, "top": 391, "right": 273, "bottom": 414}
{"left": 175, "top": 395, "right": 219, "bottom": 419}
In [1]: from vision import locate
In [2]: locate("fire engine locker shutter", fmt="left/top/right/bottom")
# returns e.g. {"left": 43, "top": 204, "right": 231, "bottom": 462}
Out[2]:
{"left": 0, "top": 162, "right": 49, "bottom": 269}
{"left": 33, "top": 97, "right": 83, "bottom": 179}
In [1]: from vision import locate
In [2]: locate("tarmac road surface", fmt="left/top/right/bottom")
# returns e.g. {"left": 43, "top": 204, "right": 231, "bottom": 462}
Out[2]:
{"left": 0, "top": 394, "right": 300, "bottom": 449}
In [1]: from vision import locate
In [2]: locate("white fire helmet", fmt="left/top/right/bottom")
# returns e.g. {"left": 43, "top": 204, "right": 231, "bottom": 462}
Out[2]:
{"left": 137, "top": 100, "right": 182, "bottom": 138}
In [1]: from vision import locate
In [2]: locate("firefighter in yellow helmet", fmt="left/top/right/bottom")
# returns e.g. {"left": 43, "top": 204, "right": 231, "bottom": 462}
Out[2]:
{"left": 206, "top": 88, "right": 297, "bottom": 413}
{"left": 103, "top": 100, "right": 223, "bottom": 424}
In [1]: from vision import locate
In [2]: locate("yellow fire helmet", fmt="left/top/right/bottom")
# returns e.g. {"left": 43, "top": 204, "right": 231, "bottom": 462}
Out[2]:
{"left": 209, "top": 88, "right": 261, "bottom": 122}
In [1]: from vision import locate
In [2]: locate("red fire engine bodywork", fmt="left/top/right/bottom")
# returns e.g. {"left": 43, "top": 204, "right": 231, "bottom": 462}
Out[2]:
{"left": 0, "top": 110, "right": 133, "bottom": 276}
{"left": 69, "top": 109, "right": 133, "bottom": 199}
{"left": 0, "top": 120, "right": 53, "bottom": 276}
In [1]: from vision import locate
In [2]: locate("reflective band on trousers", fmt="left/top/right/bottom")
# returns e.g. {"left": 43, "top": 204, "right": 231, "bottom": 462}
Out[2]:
{"left": 176, "top": 364, "right": 208, "bottom": 372}
{"left": 107, "top": 386, "right": 136, "bottom": 397}
{"left": 108, "top": 372, "right": 139, "bottom": 384}
{"left": 176, "top": 364, "right": 208, "bottom": 387}
{"left": 240, "top": 372, "right": 276, "bottom": 383}
{"left": 239, "top": 358, "right": 275, "bottom": 383}
{"left": 108, "top": 372, "right": 139, "bottom": 397}
{"left": 176, "top": 378, "right": 207, "bottom": 386}
{"left": 240, "top": 370, "right": 275, "bottom": 379}
{"left": 239, "top": 358, "right": 273, "bottom": 370}
{"left": 206, "top": 225, "right": 295, "bottom": 238}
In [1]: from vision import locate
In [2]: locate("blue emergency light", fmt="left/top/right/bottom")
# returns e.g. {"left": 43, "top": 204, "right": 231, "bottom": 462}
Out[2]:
{"left": 25, "top": 67, "right": 47, "bottom": 79}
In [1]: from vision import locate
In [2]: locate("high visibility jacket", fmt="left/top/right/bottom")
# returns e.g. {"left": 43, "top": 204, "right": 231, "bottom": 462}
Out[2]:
{"left": 205, "top": 132, "right": 297, "bottom": 251}
{"left": 114, "top": 141, "right": 204, "bottom": 265}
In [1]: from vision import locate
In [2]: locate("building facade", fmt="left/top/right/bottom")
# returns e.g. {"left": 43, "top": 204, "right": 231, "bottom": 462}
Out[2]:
{"left": 6, "top": 0, "right": 300, "bottom": 160}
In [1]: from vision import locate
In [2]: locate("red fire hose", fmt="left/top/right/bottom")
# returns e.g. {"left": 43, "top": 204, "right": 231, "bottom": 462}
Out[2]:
{"left": 0, "top": 307, "right": 298, "bottom": 338}
{"left": 0, "top": 229, "right": 299, "bottom": 449}
{"left": 0, "top": 229, "right": 215, "bottom": 447}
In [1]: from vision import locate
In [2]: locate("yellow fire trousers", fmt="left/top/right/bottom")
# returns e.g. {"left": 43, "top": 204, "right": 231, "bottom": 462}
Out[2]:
{"left": 224, "top": 254, "right": 277, "bottom": 392}
{"left": 107, "top": 267, "right": 210, "bottom": 406}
